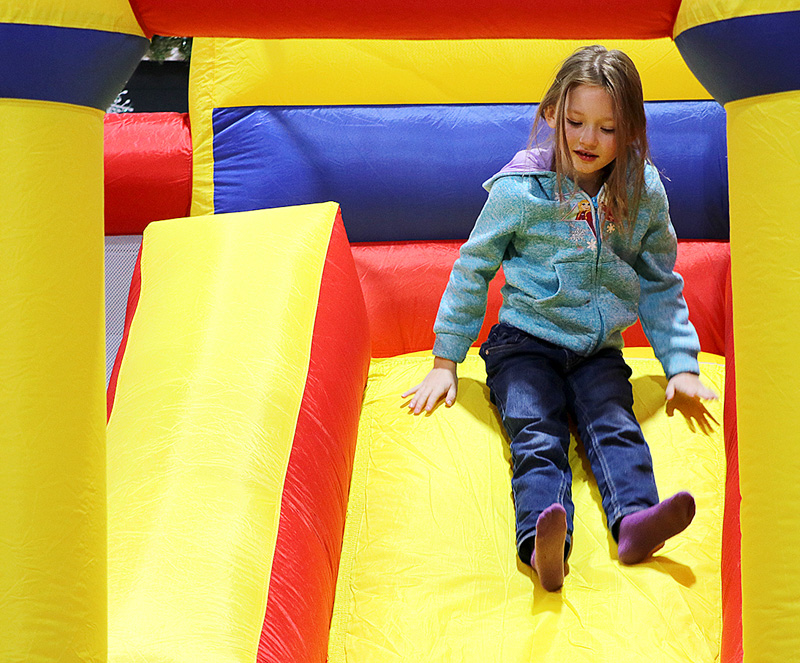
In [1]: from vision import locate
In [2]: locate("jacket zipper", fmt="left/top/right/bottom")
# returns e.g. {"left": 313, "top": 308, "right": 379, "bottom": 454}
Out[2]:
{"left": 585, "top": 190, "right": 605, "bottom": 353}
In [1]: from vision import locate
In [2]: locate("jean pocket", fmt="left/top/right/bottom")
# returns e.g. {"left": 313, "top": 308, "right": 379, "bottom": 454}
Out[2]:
{"left": 481, "top": 324, "right": 528, "bottom": 359}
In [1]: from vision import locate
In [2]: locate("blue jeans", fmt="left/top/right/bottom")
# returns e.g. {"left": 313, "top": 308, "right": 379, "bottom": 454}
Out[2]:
{"left": 479, "top": 323, "right": 659, "bottom": 564}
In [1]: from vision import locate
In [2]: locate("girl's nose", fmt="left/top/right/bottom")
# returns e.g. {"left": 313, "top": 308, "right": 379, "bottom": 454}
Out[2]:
{"left": 580, "top": 127, "right": 599, "bottom": 147}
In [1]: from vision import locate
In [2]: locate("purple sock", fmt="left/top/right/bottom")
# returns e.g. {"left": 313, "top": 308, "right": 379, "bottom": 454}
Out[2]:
{"left": 530, "top": 503, "right": 567, "bottom": 591}
{"left": 617, "top": 491, "right": 696, "bottom": 565}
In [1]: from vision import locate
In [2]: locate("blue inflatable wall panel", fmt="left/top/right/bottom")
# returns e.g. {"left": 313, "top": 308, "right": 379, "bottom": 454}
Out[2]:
{"left": 212, "top": 101, "right": 727, "bottom": 242}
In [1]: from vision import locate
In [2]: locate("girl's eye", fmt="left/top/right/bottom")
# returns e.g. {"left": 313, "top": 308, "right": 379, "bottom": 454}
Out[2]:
{"left": 601, "top": 127, "right": 615, "bottom": 134}
{"left": 566, "top": 119, "right": 581, "bottom": 127}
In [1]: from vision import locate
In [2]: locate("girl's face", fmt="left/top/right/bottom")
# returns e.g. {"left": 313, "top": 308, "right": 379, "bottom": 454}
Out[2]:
{"left": 546, "top": 84, "right": 618, "bottom": 195}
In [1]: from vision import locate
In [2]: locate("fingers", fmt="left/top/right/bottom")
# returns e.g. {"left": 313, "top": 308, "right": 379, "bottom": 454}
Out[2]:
{"left": 445, "top": 383, "right": 457, "bottom": 407}
{"left": 401, "top": 386, "right": 425, "bottom": 414}
{"left": 697, "top": 386, "right": 719, "bottom": 401}
{"left": 400, "top": 384, "right": 420, "bottom": 399}
{"left": 410, "top": 386, "right": 441, "bottom": 415}
{"left": 679, "top": 382, "right": 718, "bottom": 401}
{"left": 423, "top": 390, "right": 441, "bottom": 414}
{"left": 666, "top": 379, "right": 719, "bottom": 402}
{"left": 402, "top": 376, "right": 457, "bottom": 414}
{"left": 402, "top": 383, "right": 433, "bottom": 414}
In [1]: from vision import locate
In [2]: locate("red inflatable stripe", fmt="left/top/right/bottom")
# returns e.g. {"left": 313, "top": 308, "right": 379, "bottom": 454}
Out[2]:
{"left": 130, "top": 0, "right": 680, "bottom": 40}
{"left": 721, "top": 263, "right": 743, "bottom": 663}
{"left": 104, "top": 113, "right": 192, "bottom": 235}
{"left": 622, "top": 241, "right": 729, "bottom": 355}
{"left": 353, "top": 240, "right": 729, "bottom": 359}
{"left": 258, "top": 210, "right": 371, "bottom": 662}
{"left": 106, "top": 246, "right": 143, "bottom": 421}
{"left": 352, "top": 240, "right": 503, "bottom": 359}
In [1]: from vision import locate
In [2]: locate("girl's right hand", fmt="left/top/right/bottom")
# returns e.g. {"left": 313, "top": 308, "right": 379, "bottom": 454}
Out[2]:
{"left": 401, "top": 357, "right": 458, "bottom": 415}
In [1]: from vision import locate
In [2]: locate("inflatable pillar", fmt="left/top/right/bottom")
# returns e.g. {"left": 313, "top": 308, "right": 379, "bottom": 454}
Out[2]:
{"left": 0, "top": 4, "right": 147, "bottom": 661}
{"left": 675, "top": 3, "right": 800, "bottom": 662}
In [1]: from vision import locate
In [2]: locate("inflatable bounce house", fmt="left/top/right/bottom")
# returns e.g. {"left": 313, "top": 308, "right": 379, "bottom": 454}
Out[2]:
{"left": 3, "top": 1, "right": 799, "bottom": 661}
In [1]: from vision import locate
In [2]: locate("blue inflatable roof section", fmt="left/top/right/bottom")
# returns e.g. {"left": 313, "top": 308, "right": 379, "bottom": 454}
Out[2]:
{"left": 676, "top": 11, "right": 800, "bottom": 105}
{"left": 213, "top": 101, "right": 728, "bottom": 242}
{"left": 0, "top": 23, "right": 148, "bottom": 110}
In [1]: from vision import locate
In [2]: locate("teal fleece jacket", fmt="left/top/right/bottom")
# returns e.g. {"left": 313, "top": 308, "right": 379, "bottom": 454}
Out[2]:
{"left": 432, "top": 149, "right": 701, "bottom": 378}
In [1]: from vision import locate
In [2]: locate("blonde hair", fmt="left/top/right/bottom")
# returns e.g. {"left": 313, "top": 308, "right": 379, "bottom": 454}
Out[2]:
{"left": 532, "top": 45, "right": 650, "bottom": 232}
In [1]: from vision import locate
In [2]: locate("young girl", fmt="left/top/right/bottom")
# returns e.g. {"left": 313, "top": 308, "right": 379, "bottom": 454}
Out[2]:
{"left": 402, "top": 45, "right": 718, "bottom": 592}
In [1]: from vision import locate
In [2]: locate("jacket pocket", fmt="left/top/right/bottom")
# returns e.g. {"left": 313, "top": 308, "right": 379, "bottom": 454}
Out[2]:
{"left": 506, "top": 258, "right": 594, "bottom": 313}
{"left": 597, "top": 257, "right": 640, "bottom": 330}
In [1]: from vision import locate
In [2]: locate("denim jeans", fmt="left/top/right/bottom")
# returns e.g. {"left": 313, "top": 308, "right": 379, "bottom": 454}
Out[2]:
{"left": 479, "top": 323, "right": 659, "bottom": 564}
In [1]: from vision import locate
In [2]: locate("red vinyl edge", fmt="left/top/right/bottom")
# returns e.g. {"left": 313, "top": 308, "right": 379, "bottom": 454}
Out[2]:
{"left": 106, "top": 244, "right": 143, "bottom": 421}
{"left": 258, "top": 209, "right": 371, "bottom": 663}
{"left": 128, "top": 0, "right": 680, "bottom": 40}
{"left": 722, "top": 260, "right": 743, "bottom": 663}
{"left": 127, "top": 0, "right": 152, "bottom": 39}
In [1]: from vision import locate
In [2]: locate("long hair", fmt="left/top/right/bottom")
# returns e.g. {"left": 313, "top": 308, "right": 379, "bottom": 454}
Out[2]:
{"left": 531, "top": 45, "right": 650, "bottom": 232}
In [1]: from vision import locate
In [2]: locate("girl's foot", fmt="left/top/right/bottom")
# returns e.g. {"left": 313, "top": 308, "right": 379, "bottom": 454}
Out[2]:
{"left": 530, "top": 503, "right": 567, "bottom": 591}
{"left": 617, "top": 491, "right": 696, "bottom": 565}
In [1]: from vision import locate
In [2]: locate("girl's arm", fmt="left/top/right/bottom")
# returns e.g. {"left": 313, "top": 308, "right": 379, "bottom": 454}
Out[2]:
{"left": 634, "top": 171, "right": 717, "bottom": 400}
{"left": 432, "top": 176, "right": 523, "bottom": 364}
{"left": 402, "top": 177, "right": 525, "bottom": 414}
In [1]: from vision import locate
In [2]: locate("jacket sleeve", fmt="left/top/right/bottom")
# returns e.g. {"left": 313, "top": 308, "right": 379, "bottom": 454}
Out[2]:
{"left": 634, "top": 171, "right": 701, "bottom": 378}
{"left": 432, "top": 177, "right": 522, "bottom": 363}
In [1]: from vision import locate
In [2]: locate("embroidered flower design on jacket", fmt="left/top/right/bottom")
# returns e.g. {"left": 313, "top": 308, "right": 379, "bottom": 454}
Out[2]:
{"left": 599, "top": 201, "right": 618, "bottom": 237}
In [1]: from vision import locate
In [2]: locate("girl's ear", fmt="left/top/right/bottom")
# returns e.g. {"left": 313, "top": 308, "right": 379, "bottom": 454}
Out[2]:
{"left": 544, "top": 106, "right": 557, "bottom": 130}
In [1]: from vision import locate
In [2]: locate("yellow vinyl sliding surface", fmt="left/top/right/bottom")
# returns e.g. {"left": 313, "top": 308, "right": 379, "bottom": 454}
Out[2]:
{"left": 330, "top": 349, "right": 725, "bottom": 663}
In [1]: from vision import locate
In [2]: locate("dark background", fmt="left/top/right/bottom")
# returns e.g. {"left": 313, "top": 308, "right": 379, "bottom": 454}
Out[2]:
{"left": 110, "top": 36, "right": 191, "bottom": 113}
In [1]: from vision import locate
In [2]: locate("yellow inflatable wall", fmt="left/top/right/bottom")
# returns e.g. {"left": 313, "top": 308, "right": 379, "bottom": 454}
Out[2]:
{"left": 675, "top": 2, "right": 800, "bottom": 660}
{"left": 0, "top": 3, "right": 146, "bottom": 661}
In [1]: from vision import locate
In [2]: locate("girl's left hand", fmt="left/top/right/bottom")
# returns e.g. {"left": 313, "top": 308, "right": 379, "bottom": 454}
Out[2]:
{"left": 665, "top": 372, "right": 718, "bottom": 401}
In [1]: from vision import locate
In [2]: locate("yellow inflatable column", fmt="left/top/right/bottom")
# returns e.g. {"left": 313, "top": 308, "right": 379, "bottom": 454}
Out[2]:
{"left": 675, "top": 3, "right": 800, "bottom": 661}
{"left": 0, "top": 3, "right": 146, "bottom": 661}
{"left": 727, "top": 89, "right": 800, "bottom": 662}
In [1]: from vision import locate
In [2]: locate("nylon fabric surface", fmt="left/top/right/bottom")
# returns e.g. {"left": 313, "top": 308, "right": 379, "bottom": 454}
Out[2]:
{"left": 721, "top": 269, "right": 741, "bottom": 663}
{"left": 352, "top": 240, "right": 729, "bottom": 359}
{"left": 106, "top": 203, "right": 338, "bottom": 663}
{"left": 330, "top": 348, "right": 725, "bottom": 663}
{"left": 675, "top": 11, "right": 800, "bottom": 104}
{"left": 674, "top": 0, "right": 799, "bottom": 37}
{"left": 191, "top": 38, "right": 706, "bottom": 109}
{"left": 210, "top": 102, "right": 727, "bottom": 242}
{"left": 0, "top": 98, "right": 106, "bottom": 663}
{"left": 131, "top": 0, "right": 681, "bottom": 41}
{"left": 0, "top": 0, "right": 143, "bottom": 35}
{"left": 104, "top": 113, "right": 192, "bottom": 234}
{"left": 189, "top": 37, "right": 710, "bottom": 218}
{"left": 726, "top": 90, "right": 800, "bottom": 662}
{"left": 0, "top": 23, "right": 148, "bottom": 109}
{"left": 257, "top": 212, "right": 371, "bottom": 663}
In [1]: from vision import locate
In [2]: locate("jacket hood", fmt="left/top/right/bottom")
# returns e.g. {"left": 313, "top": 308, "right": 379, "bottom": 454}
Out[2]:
{"left": 483, "top": 147, "right": 555, "bottom": 191}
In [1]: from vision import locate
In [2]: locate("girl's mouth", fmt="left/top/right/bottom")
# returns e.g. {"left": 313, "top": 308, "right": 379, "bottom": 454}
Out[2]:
{"left": 574, "top": 150, "right": 598, "bottom": 162}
